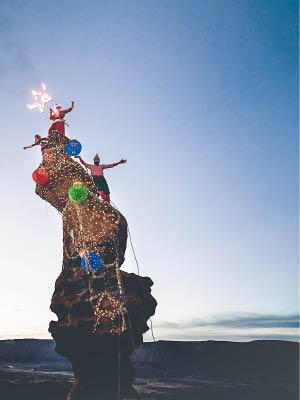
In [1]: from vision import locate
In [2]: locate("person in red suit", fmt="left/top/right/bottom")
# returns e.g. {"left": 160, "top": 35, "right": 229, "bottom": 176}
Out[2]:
{"left": 49, "top": 101, "right": 74, "bottom": 135}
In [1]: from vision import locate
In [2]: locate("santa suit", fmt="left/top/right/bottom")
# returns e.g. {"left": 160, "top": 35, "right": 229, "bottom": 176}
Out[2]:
{"left": 49, "top": 107, "right": 73, "bottom": 135}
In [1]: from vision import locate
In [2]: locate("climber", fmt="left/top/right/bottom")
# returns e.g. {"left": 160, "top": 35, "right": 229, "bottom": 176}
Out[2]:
{"left": 75, "top": 154, "right": 127, "bottom": 202}
{"left": 49, "top": 101, "right": 74, "bottom": 135}
{"left": 23, "top": 134, "right": 48, "bottom": 150}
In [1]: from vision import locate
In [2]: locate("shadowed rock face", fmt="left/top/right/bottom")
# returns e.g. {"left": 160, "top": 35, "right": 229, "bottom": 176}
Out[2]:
{"left": 34, "top": 131, "right": 157, "bottom": 399}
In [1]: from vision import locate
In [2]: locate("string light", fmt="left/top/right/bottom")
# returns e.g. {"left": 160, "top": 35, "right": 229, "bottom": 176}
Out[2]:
{"left": 35, "top": 130, "right": 127, "bottom": 335}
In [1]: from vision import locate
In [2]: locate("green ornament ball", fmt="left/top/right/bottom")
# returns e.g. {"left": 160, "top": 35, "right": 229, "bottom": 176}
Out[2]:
{"left": 68, "top": 182, "right": 88, "bottom": 202}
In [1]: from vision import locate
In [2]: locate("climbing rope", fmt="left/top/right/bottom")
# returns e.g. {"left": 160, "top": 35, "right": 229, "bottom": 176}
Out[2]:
{"left": 111, "top": 200, "right": 156, "bottom": 343}
{"left": 127, "top": 227, "right": 140, "bottom": 276}
{"left": 110, "top": 201, "right": 140, "bottom": 275}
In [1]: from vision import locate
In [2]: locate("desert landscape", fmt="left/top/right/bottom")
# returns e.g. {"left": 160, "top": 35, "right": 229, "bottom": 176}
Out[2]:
{"left": 0, "top": 339, "right": 298, "bottom": 399}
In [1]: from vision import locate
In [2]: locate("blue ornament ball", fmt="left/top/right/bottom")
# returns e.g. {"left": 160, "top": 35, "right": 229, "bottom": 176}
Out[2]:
{"left": 66, "top": 139, "right": 82, "bottom": 156}
{"left": 81, "top": 251, "right": 102, "bottom": 272}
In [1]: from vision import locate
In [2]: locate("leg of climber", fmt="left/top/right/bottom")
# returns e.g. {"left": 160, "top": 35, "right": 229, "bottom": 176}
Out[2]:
{"left": 92, "top": 176, "right": 111, "bottom": 201}
{"left": 100, "top": 176, "right": 110, "bottom": 202}
{"left": 94, "top": 175, "right": 111, "bottom": 202}
{"left": 99, "top": 191, "right": 106, "bottom": 200}
{"left": 92, "top": 177, "right": 103, "bottom": 198}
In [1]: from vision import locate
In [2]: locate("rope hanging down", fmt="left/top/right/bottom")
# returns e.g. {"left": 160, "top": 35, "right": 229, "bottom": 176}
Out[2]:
{"left": 111, "top": 201, "right": 156, "bottom": 343}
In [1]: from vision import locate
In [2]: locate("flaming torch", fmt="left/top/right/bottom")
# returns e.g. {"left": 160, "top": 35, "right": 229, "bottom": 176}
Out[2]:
{"left": 27, "top": 83, "right": 52, "bottom": 113}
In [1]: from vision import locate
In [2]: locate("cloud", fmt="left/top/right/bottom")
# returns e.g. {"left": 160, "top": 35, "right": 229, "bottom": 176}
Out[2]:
{"left": 157, "top": 313, "right": 299, "bottom": 330}
{"left": 153, "top": 331, "right": 300, "bottom": 343}
{"left": 212, "top": 313, "right": 299, "bottom": 329}
{"left": 152, "top": 312, "right": 300, "bottom": 342}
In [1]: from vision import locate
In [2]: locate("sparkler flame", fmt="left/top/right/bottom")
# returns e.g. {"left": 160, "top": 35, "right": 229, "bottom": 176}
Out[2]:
{"left": 27, "top": 83, "right": 52, "bottom": 113}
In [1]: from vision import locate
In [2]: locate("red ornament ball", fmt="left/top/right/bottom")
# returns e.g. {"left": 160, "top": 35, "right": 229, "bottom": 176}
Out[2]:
{"left": 32, "top": 167, "right": 49, "bottom": 184}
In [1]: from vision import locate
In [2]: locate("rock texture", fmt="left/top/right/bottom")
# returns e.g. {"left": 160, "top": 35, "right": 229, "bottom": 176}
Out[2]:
{"left": 35, "top": 131, "right": 157, "bottom": 399}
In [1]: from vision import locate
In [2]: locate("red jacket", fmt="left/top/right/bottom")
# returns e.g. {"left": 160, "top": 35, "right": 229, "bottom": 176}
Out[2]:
{"left": 49, "top": 107, "right": 73, "bottom": 135}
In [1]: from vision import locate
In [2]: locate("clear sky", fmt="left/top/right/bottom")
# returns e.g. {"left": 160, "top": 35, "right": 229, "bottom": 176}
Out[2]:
{"left": 0, "top": 0, "right": 298, "bottom": 342}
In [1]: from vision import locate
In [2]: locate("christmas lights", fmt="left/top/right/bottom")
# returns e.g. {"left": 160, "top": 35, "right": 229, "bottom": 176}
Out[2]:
{"left": 34, "top": 130, "right": 127, "bottom": 335}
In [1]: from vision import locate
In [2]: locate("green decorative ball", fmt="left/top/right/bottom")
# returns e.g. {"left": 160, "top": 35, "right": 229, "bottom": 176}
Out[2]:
{"left": 68, "top": 182, "right": 88, "bottom": 202}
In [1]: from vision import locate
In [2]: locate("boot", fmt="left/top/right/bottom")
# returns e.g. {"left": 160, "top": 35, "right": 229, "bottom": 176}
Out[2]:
{"left": 99, "top": 191, "right": 106, "bottom": 200}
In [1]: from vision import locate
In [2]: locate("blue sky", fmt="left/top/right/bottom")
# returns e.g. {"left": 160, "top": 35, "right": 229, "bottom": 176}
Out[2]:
{"left": 0, "top": 0, "right": 298, "bottom": 341}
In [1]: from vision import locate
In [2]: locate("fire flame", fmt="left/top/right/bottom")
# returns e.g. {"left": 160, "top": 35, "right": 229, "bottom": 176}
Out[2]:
{"left": 27, "top": 83, "right": 52, "bottom": 113}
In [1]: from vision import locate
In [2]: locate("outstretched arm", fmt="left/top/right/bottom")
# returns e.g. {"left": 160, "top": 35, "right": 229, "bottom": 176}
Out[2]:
{"left": 23, "top": 142, "right": 37, "bottom": 150}
{"left": 64, "top": 101, "right": 74, "bottom": 114}
{"left": 49, "top": 108, "right": 55, "bottom": 120}
{"left": 103, "top": 159, "right": 127, "bottom": 169}
{"left": 74, "top": 155, "right": 87, "bottom": 167}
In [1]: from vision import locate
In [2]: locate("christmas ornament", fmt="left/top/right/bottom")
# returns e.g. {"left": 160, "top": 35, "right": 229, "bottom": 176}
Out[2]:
{"left": 68, "top": 182, "right": 88, "bottom": 202}
{"left": 32, "top": 167, "right": 49, "bottom": 184}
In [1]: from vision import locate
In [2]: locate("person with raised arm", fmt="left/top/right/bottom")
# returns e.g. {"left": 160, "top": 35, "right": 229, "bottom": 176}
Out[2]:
{"left": 75, "top": 153, "right": 127, "bottom": 203}
{"left": 49, "top": 101, "right": 74, "bottom": 135}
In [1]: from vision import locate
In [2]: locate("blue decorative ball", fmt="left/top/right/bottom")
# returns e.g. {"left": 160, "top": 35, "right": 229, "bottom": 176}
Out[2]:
{"left": 81, "top": 252, "right": 102, "bottom": 272}
{"left": 66, "top": 139, "right": 82, "bottom": 156}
